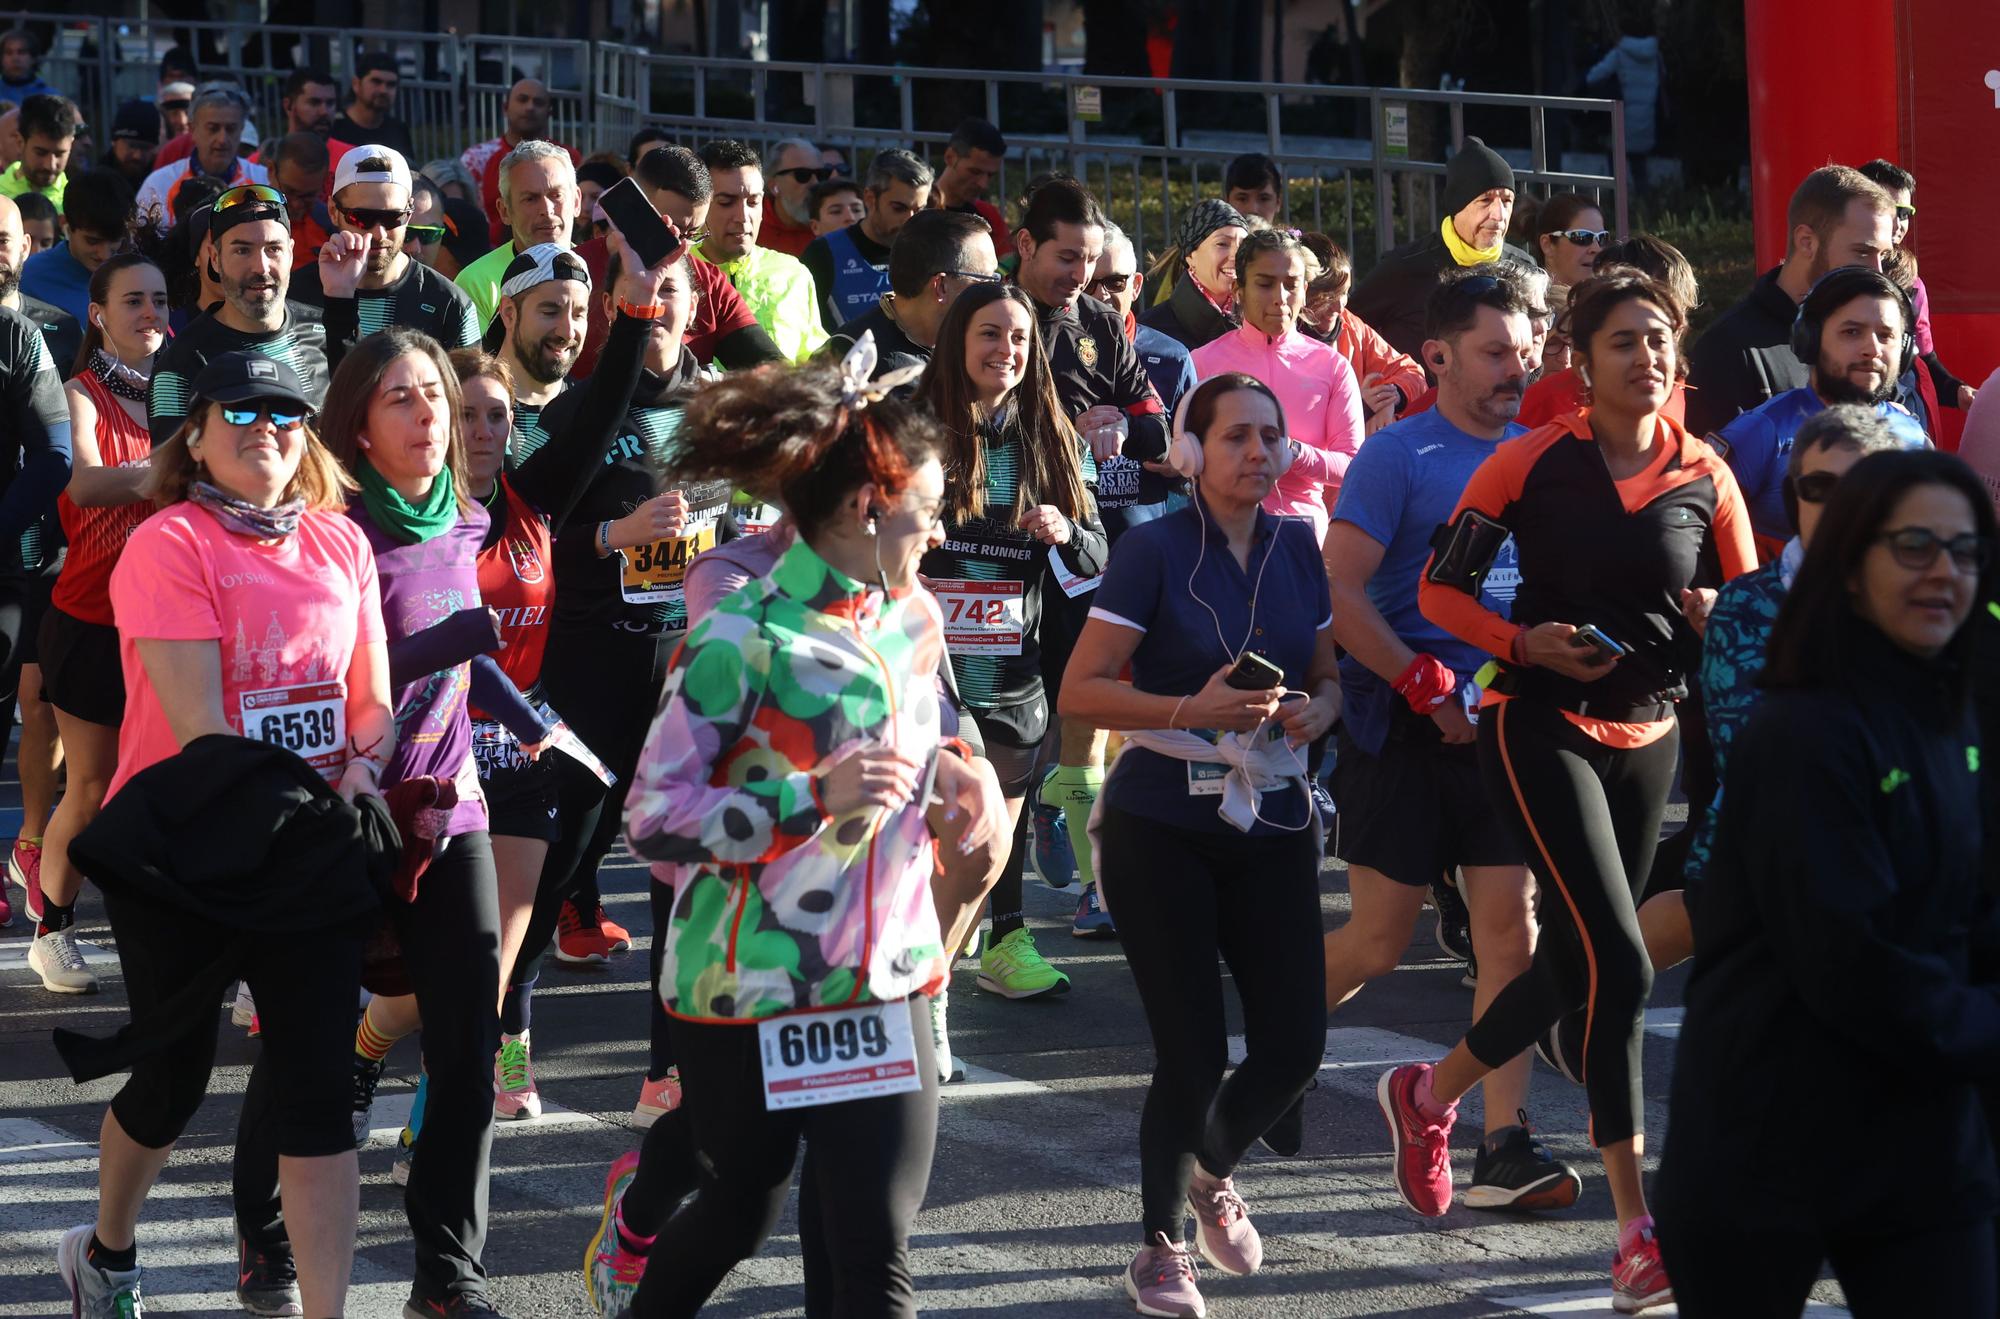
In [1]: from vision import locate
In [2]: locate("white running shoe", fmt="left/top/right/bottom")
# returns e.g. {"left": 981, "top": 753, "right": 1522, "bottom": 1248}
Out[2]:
{"left": 28, "top": 926, "right": 97, "bottom": 994}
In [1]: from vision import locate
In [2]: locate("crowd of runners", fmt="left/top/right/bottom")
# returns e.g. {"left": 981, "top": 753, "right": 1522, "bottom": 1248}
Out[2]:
{"left": 4, "top": 28, "right": 2000, "bottom": 1319}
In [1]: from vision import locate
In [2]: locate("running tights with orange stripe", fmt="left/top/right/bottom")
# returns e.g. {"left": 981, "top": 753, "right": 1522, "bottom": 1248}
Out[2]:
{"left": 1463, "top": 697, "right": 1679, "bottom": 1148}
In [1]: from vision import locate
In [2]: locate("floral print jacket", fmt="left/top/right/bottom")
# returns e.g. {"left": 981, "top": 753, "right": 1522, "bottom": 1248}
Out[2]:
{"left": 625, "top": 537, "right": 949, "bottom": 1023}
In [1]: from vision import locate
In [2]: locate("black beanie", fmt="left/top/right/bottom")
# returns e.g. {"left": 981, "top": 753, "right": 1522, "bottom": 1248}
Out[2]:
{"left": 1442, "top": 136, "right": 1515, "bottom": 219}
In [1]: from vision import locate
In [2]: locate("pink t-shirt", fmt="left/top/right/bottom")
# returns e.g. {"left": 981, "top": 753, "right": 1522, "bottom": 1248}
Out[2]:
{"left": 107, "top": 503, "right": 387, "bottom": 801}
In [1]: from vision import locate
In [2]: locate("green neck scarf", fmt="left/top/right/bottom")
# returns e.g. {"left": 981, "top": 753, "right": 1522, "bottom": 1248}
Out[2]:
{"left": 357, "top": 459, "right": 457, "bottom": 544}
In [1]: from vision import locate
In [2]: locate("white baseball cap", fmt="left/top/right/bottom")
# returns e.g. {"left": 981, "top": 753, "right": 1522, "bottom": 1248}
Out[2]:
{"left": 332, "top": 145, "right": 414, "bottom": 201}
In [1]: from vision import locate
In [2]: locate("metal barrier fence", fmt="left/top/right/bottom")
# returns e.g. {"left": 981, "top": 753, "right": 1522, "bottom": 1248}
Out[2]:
{"left": 13, "top": 14, "right": 1625, "bottom": 266}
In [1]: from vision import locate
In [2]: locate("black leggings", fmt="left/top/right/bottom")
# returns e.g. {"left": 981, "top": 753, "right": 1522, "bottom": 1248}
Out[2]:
{"left": 1659, "top": 1217, "right": 1997, "bottom": 1317}
{"left": 237, "top": 831, "right": 502, "bottom": 1300}
{"left": 1096, "top": 806, "right": 1326, "bottom": 1242}
{"left": 101, "top": 889, "right": 361, "bottom": 1157}
{"left": 1464, "top": 698, "right": 1677, "bottom": 1148}
{"left": 629, "top": 998, "right": 939, "bottom": 1319}
{"left": 518, "top": 628, "right": 675, "bottom": 1074}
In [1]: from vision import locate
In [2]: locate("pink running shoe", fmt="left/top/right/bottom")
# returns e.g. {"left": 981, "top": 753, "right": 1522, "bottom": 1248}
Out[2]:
{"left": 6, "top": 837, "right": 41, "bottom": 924}
{"left": 1185, "top": 1171, "right": 1261, "bottom": 1277}
{"left": 630, "top": 1067, "right": 682, "bottom": 1131}
{"left": 585, "top": 1151, "right": 647, "bottom": 1314}
{"left": 1377, "top": 1063, "right": 1457, "bottom": 1218}
{"left": 1611, "top": 1220, "right": 1674, "bottom": 1313}
{"left": 1124, "top": 1232, "right": 1204, "bottom": 1318}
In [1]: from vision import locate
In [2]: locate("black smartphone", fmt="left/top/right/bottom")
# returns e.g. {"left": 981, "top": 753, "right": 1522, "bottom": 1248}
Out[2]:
{"left": 1224, "top": 651, "right": 1286, "bottom": 690}
{"left": 1571, "top": 624, "right": 1628, "bottom": 662}
{"left": 597, "top": 176, "right": 682, "bottom": 269}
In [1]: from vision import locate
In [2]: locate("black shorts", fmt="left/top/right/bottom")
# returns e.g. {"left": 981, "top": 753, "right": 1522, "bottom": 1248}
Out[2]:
{"left": 969, "top": 697, "right": 1048, "bottom": 795}
{"left": 16, "top": 562, "right": 56, "bottom": 668}
{"left": 37, "top": 605, "right": 126, "bottom": 726}
{"left": 472, "top": 718, "right": 560, "bottom": 843}
{"left": 1331, "top": 714, "right": 1524, "bottom": 883}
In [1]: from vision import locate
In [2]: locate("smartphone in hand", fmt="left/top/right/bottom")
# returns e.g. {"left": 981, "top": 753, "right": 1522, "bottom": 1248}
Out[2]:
{"left": 597, "top": 177, "right": 683, "bottom": 268}
{"left": 1224, "top": 651, "right": 1286, "bottom": 690}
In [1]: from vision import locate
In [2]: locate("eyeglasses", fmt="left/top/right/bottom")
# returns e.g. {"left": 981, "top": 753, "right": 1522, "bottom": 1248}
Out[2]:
{"left": 1086, "top": 272, "right": 1138, "bottom": 294}
{"left": 1876, "top": 527, "right": 1990, "bottom": 574}
{"left": 680, "top": 224, "right": 710, "bottom": 247}
{"left": 214, "top": 183, "right": 286, "bottom": 214}
{"left": 220, "top": 405, "right": 305, "bottom": 430}
{"left": 1894, "top": 204, "right": 1917, "bottom": 223}
{"left": 1557, "top": 228, "right": 1612, "bottom": 247}
{"left": 1791, "top": 470, "right": 1841, "bottom": 504}
{"left": 773, "top": 166, "right": 836, "bottom": 185}
{"left": 405, "top": 224, "right": 446, "bottom": 245}
{"left": 943, "top": 268, "right": 1003, "bottom": 285}
{"left": 339, "top": 203, "right": 412, "bottom": 231}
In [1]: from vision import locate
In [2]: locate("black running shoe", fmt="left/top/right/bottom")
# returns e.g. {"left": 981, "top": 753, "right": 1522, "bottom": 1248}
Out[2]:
{"left": 1534, "top": 1007, "right": 1586, "bottom": 1086}
{"left": 1462, "top": 1113, "right": 1582, "bottom": 1212}
{"left": 1430, "top": 878, "right": 1473, "bottom": 962}
{"left": 1257, "top": 1078, "right": 1317, "bottom": 1156}
{"left": 403, "top": 1291, "right": 512, "bottom": 1317}
{"left": 237, "top": 1236, "right": 303, "bottom": 1316}
{"left": 351, "top": 1053, "right": 387, "bottom": 1147}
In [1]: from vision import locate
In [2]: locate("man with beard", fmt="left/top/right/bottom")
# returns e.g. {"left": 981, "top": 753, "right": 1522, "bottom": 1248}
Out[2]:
{"left": 1289, "top": 266, "right": 1578, "bottom": 1203}
{"left": 488, "top": 242, "right": 591, "bottom": 460}
{"left": 104, "top": 100, "right": 160, "bottom": 190}
{"left": 455, "top": 139, "right": 578, "bottom": 331}
{"left": 1684, "top": 165, "right": 1895, "bottom": 437}
{"left": 0, "top": 194, "right": 80, "bottom": 373}
{"left": 0, "top": 93, "right": 77, "bottom": 206}
{"left": 147, "top": 183, "right": 329, "bottom": 446}
{"left": 693, "top": 138, "right": 823, "bottom": 361}
{"left": 290, "top": 147, "right": 478, "bottom": 371}
{"left": 1712, "top": 266, "right": 1929, "bottom": 547}
{"left": 756, "top": 137, "right": 829, "bottom": 258}
{"left": 466, "top": 80, "right": 581, "bottom": 245}
{"left": 827, "top": 207, "right": 995, "bottom": 376}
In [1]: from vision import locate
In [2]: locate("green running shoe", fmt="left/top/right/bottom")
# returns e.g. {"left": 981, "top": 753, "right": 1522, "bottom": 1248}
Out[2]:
{"left": 975, "top": 927, "right": 1071, "bottom": 1000}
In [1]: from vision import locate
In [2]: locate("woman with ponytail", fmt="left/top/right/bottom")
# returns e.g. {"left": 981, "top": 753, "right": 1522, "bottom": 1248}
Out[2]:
{"left": 588, "top": 347, "right": 1001, "bottom": 1318}
{"left": 22, "top": 253, "right": 168, "bottom": 994}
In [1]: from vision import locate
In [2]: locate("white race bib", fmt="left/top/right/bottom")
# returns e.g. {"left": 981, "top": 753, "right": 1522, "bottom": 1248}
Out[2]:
{"left": 757, "top": 1000, "right": 922, "bottom": 1110}
{"left": 241, "top": 681, "right": 346, "bottom": 778}
{"left": 932, "top": 579, "right": 1026, "bottom": 656}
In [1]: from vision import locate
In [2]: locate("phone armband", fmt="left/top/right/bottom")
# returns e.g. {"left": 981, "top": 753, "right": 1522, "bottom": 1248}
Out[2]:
{"left": 1427, "top": 509, "right": 1511, "bottom": 594}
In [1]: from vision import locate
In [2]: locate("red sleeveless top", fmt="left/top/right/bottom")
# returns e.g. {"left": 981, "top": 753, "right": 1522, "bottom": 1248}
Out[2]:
{"left": 52, "top": 372, "right": 155, "bottom": 627}
{"left": 473, "top": 476, "right": 553, "bottom": 702}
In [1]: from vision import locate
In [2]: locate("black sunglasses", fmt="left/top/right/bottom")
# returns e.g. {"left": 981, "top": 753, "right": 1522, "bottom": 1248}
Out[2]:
{"left": 943, "top": 268, "right": 1003, "bottom": 285}
{"left": 1894, "top": 204, "right": 1917, "bottom": 222}
{"left": 1877, "top": 527, "right": 1990, "bottom": 574}
{"left": 1791, "top": 470, "right": 1841, "bottom": 505}
{"left": 1557, "top": 228, "right": 1612, "bottom": 247}
{"left": 1087, "top": 272, "right": 1138, "bottom": 293}
{"left": 774, "top": 166, "right": 835, "bottom": 185}
{"left": 340, "top": 203, "right": 412, "bottom": 231}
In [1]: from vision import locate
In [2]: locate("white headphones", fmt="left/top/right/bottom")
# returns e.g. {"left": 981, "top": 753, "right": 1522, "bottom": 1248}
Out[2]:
{"left": 1168, "top": 385, "right": 1296, "bottom": 480}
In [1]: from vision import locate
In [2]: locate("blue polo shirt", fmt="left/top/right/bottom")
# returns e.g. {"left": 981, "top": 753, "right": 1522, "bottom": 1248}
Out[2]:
{"left": 1089, "top": 500, "right": 1330, "bottom": 834}
{"left": 1712, "top": 385, "right": 1929, "bottom": 541}
{"left": 1331, "top": 407, "right": 1523, "bottom": 754}
{"left": 20, "top": 242, "right": 93, "bottom": 326}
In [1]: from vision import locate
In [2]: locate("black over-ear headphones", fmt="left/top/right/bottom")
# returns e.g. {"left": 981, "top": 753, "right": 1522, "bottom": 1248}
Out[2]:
{"left": 1789, "top": 266, "right": 1917, "bottom": 379}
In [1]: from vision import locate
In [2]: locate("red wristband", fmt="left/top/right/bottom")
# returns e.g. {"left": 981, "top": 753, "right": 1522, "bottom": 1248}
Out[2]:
{"left": 1392, "top": 653, "right": 1457, "bottom": 714}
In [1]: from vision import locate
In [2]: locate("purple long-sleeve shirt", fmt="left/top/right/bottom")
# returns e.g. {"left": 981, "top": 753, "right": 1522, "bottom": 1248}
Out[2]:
{"left": 347, "top": 495, "right": 491, "bottom": 837}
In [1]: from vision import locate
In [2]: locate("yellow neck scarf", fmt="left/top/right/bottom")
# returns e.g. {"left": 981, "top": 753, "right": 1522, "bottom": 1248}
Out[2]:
{"left": 1440, "top": 216, "right": 1503, "bottom": 267}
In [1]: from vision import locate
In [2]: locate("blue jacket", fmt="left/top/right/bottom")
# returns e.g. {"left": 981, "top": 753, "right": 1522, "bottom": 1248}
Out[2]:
{"left": 1712, "top": 386, "right": 1928, "bottom": 541}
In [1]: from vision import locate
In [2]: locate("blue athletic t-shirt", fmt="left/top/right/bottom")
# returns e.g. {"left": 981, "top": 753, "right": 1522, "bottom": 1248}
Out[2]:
{"left": 1330, "top": 408, "right": 1523, "bottom": 754}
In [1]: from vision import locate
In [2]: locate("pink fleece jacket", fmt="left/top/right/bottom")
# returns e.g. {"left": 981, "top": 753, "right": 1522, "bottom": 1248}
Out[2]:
{"left": 1191, "top": 322, "right": 1366, "bottom": 545}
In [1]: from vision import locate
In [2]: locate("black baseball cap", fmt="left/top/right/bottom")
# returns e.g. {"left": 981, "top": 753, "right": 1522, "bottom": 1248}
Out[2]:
{"left": 191, "top": 352, "right": 312, "bottom": 412}
{"left": 112, "top": 100, "right": 162, "bottom": 146}
{"left": 208, "top": 183, "right": 291, "bottom": 242}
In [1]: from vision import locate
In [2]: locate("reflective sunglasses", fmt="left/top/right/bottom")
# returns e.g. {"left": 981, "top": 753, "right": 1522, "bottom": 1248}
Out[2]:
{"left": 214, "top": 183, "right": 286, "bottom": 214}
{"left": 220, "top": 405, "right": 306, "bottom": 430}
{"left": 340, "top": 203, "right": 412, "bottom": 231}
{"left": 773, "top": 166, "right": 836, "bottom": 185}
{"left": 1877, "top": 527, "right": 1990, "bottom": 573}
{"left": 1895, "top": 204, "right": 1917, "bottom": 222}
{"left": 1087, "top": 271, "right": 1138, "bottom": 294}
{"left": 405, "top": 224, "right": 446, "bottom": 245}
{"left": 1557, "top": 228, "right": 1612, "bottom": 247}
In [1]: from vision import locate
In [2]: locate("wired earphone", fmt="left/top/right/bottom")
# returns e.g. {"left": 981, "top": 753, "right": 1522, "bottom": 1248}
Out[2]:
{"left": 1168, "top": 386, "right": 1315, "bottom": 835}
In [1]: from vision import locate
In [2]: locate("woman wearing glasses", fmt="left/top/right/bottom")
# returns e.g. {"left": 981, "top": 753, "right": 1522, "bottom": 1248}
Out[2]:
{"left": 1656, "top": 448, "right": 2000, "bottom": 1315}
{"left": 289, "top": 147, "right": 482, "bottom": 371}
{"left": 1389, "top": 270, "right": 1755, "bottom": 1313}
{"left": 1531, "top": 194, "right": 1609, "bottom": 294}
{"left": 58, "top": 353, "right": 391, "bottom": 1319}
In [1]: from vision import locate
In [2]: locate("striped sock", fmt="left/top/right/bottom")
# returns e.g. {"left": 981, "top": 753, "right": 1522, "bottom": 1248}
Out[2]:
{"left": 355, "top": 1004, "right": 398, "bottom": 1062}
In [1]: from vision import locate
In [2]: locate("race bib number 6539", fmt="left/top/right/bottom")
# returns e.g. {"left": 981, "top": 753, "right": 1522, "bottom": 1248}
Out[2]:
{"left": 241, "top": 681, "right": 347, "bottom": 778}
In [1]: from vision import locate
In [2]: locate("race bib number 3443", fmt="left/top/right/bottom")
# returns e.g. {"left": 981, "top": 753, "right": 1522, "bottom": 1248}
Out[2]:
{"left": 756, "top": 1000, "right": 922, "bottom": 1110}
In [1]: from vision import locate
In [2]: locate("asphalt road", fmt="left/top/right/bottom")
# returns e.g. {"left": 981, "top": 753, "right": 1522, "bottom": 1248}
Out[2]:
{"left": 0, "top": 774, "right": 1852, "bottom": 1318}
